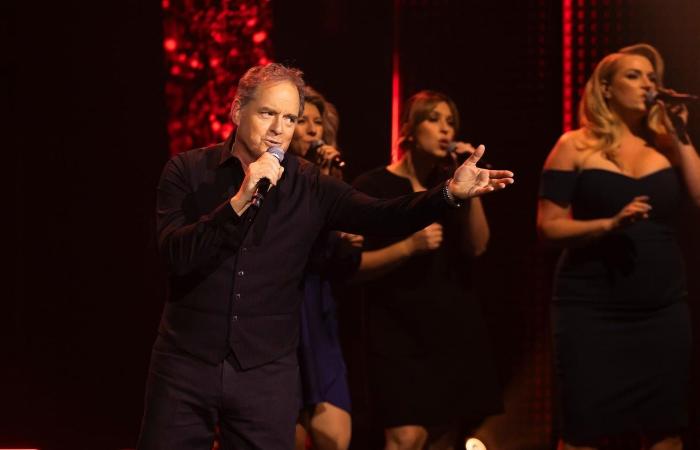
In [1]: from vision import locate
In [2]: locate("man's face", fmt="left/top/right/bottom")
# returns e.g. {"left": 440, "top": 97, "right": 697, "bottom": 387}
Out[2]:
{"left": 232, "top": 81, "right": 300, "bottom": 159}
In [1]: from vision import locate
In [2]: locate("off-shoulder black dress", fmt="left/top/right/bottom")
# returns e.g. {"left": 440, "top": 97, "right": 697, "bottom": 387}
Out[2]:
{"left": 540, "top": 167, "right": 691, "bottom": 444}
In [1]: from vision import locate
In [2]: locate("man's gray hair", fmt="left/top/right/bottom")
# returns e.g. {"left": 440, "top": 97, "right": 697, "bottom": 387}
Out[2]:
{"left": 234, "top": 63, "right": 306, "bottom": 116}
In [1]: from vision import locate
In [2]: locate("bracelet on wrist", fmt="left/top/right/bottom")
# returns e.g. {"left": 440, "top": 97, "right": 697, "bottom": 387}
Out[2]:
{"left": 443, "top": 179, "right": 463, "bottom": 208}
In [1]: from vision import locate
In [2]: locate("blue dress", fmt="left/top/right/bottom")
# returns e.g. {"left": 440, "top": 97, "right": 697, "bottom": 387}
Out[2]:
{"left": 298, "top": 232, "right": 360, "bottom": 413}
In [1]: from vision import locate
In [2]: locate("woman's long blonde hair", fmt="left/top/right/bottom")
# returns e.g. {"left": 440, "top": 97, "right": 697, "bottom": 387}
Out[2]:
{"left": 303, "top": 86, "right": 340, "bottom": 147}
{"left": 577, "top": 43, "right": 673, "bottom": 160}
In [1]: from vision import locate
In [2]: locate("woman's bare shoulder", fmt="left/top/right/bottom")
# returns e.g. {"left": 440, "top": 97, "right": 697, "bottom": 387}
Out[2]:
{"left": 543, "top": 129, "right": 588, "bottom": 171}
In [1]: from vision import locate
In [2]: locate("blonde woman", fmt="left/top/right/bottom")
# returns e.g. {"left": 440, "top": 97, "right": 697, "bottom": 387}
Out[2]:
{"left": 538, "top": 44, "right": 700, "bottom": 450}
{"left": 291, "top": 87, "right": 357, "bottom": 450}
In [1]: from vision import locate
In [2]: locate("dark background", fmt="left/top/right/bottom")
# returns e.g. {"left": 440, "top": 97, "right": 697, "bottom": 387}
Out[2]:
{"left": 7, "top": 0, "right": 700, "bottom": 448}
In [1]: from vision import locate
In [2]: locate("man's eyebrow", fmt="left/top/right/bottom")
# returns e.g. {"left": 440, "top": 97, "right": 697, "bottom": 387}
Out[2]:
{"left": 259, "top": 106, "right": 279, "bottom": 114}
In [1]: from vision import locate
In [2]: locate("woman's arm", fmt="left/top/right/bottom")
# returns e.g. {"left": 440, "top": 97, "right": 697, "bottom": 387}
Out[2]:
{"left": 459, "top": 197, "right": 489, "bottom": 256}
{"left": 675, "top": 138, "right": 700, "bottom": 207}
{"left": 354, "top": 198, "right": 489, "bottom": 282}
{"left": 352, "top": 223, "right": 443, "bottom": 282}
{"left": 537, "top": 132, "right": 651, "bottom": 247}
{"left": 663, "top": 104, "right": 700, "bottom": 207}
{"left": 537, "top": 199, "right": 616, "bottom": 246}
{"left": 448, "top": 142, "right": 489, "bottom": 256}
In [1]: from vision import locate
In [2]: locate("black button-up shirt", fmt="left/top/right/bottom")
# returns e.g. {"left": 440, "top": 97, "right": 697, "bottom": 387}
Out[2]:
{"left": 156, "top": 135, "right": 451, "bottom": 368}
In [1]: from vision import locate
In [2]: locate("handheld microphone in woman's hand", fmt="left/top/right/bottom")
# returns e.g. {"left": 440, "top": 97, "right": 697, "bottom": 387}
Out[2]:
{"left": 307, "top": 140, "right": 346, "bottom": 169}
{"left": 447, "top": 142, "right": 492, "bottom": 168}
{"left": 447, "top": 142, "right": 468, "bottom": 164}
{"left": 645, "top": 89, "right": 699, "bottom": 109}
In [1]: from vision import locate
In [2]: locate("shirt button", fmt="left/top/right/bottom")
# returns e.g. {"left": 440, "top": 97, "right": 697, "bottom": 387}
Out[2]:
{"left": 237, "top": 270, "right": 245, "bottom": 277}
{"left": 235, "top": 293, "right": 241, "bottom": 300}
{"left": 232, "top": 315, "right": 239, "bottom": 321}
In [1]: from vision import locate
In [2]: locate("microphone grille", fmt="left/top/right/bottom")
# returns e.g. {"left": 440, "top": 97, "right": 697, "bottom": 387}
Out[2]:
{"left": 310, "top": 140, "right": 325, "bottom": 151}
{"left": 267, "top": 146, "right": 285, "bottom": 162}
{"left": 644, "top": 90, "right": 658, "bottom": 108}
{"left": 447, "top": 142, "right": 458, "bottom": 153}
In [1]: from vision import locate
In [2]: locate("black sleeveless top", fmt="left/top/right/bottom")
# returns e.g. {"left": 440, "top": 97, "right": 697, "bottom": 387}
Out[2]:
{"left": 540, "top": 167, "right": 687, "bottom": 309}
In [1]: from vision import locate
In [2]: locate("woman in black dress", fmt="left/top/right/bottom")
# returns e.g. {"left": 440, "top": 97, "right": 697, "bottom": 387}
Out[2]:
{"left": 538, "top": 43, "right": 700, "bottom": 449}
{"left": 353, "top": 91, "right": 502, "bottom": 450}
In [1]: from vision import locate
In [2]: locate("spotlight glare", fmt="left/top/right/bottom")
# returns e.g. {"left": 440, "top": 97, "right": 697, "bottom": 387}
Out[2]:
{"left": 465, "top": 437, "right": 486, "bottom": 450}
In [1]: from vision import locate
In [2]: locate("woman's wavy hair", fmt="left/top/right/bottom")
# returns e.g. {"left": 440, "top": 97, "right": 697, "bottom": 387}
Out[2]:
{"left": 577, "top": 43, "right": 673, "bottom": 160}
{"left": 397, "top": 90, "right": 460, "bottom": 155}
{"left": 302, "top": 86, "right": 340, "bottom": 147}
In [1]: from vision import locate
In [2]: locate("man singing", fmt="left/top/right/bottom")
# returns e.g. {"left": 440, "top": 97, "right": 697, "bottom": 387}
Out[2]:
{"left": 137, "top": 63, "right": 513, "bottom": 450}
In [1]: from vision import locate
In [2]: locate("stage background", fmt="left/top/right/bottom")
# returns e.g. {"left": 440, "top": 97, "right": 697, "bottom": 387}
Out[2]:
{"left": 7, "top": 0, "right": 700, "bottom": 448}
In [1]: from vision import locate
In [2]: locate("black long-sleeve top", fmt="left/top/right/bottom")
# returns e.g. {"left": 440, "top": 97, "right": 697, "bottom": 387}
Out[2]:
{"left": 156, "top": 135, "right": 452, "bottom": 369}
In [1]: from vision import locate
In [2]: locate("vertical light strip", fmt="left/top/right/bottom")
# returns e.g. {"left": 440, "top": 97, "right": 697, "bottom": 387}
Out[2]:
{"left": 391, "top": 0, "right": 401, "bottom": 162}
{"left": 562, "top": 0, "right": 574, "bottom": 132}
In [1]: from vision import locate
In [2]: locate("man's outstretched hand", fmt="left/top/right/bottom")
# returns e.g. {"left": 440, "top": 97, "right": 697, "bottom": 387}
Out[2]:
{"left": 448, "top": 145, "right": 514, "bottom": 199}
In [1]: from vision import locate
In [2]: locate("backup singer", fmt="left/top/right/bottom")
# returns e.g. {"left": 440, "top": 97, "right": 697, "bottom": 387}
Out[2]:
{"left": 538, "top": 43, "right": 700, "bottom": 449}
{"left": 291, "top": 87, "right": 357, "bottom": 450}
{"left": 353, "top": 91, "right": 503, "bottom": 450}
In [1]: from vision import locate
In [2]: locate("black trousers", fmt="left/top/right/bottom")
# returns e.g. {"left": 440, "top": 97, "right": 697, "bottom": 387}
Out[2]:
{"left": 137, "top": 336, "right": 300, "bottom": 450}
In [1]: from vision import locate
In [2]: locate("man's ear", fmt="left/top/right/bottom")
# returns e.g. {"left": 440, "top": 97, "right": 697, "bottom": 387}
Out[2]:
{"left": 231, "top": 100, "right": 242, "bottom": 126}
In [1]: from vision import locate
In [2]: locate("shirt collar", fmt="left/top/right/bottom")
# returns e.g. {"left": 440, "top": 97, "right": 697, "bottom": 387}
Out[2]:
{"left": 218, "top": 132, "right": 238, "bottom": 167}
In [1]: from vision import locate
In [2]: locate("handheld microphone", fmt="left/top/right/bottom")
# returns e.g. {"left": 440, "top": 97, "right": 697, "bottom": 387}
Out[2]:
{"left": 307, "top": 140, "right": 346, "bottom": 169}
{"left": 645, "top": 89, "right": 699, "bottom": 108}
{"left": 447, "top": 142, "right": 469, "bottom": 164}
{"left": 251, "top": 146, "right": 285, "bottom": 208}
{"left": 447, "top": 142, "right": 492, "bottom": 169}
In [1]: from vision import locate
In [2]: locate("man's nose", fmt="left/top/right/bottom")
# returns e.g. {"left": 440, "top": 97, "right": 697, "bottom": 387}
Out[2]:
{"left": 270, "top": 116, "right": 283, "bottom": 134}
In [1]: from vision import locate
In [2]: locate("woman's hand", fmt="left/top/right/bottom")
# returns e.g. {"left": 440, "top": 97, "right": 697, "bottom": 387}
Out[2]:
{"left": 314, "top": 144, "right": 343, "bottom": 178}
{"left": 405, "top": 223, "right": 443, "bottom": 255}
{"left": 448, "top": 141, "right": 476, "bottom": 165}
{"left": 339, "top": 232, "right": 364, "bottom": 248}
{"left": 608, "top": 195, "right": 652, "bottom": 230}
{"left": 657, "top": 90, "right": 690, "bottom": 144}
